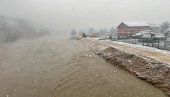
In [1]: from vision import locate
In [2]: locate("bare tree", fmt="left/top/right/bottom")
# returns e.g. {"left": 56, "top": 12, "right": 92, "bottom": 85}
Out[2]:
{"left": 0, "top": 15, "right": 50, "bottom": 42}
{"left": 160, "top": 21, "right": 170, "bottom": 33}
{"left": 70, "top": 29, "right": 77, "bottom": 36}
{"left": 109, "top": 27, "right": 116, "bottom": 34}
{"left": 98, "top": 29, "right": 108, "bottom": 36}
{"left": 88, "top": 27, "right": 95, "bottom": 35}
{"left": 109, "top": 27, "right": 117, "bottom": 40}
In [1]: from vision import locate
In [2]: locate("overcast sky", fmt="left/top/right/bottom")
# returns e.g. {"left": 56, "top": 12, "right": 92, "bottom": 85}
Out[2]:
{"left": 0, "top": 0, "right": 170, "bottom": 32}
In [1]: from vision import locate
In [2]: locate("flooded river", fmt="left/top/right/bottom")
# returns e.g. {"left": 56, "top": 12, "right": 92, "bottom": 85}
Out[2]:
{"left": 0, "top": 37, "right": 167, "bottom": 97}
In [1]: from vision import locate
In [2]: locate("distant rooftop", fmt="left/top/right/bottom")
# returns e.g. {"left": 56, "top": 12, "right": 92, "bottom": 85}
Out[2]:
{"left": 148, "top": 23, "right": 160, "bottom": 27}
{"left": 123, "top": 22, "right": 150, "bottom": 27}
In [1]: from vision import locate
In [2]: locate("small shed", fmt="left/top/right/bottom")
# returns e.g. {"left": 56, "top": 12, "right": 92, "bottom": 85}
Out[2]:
{"left": 134, "top": 30, "right": 165, "bottom": 39}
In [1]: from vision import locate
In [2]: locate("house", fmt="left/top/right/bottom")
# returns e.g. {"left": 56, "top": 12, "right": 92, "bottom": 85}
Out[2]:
{"left": 117, "top": 22, "right": 151, "bottom": 38}
{"left": 149, "top": 23, "right": 160, "bottom": 33}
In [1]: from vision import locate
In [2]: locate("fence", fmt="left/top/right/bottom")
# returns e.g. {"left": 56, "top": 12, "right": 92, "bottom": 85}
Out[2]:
{"left": 115, "top": 37, "right": 170, "bottom": 51}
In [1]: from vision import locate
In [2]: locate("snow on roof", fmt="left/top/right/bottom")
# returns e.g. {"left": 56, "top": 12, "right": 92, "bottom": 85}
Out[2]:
{"left": 148, "top": 23, "right": 160, "bottom": 27}
{"left": 165, "top": 28, "right": 170, "bottom": 32}
{"left": 123, "top": 22, "right": 150, "bottom": 27}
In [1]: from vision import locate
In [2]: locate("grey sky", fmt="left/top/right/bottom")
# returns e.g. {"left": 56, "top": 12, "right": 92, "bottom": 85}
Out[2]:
{"left": 0, "top": 0, "right": 170, "bottom": 32}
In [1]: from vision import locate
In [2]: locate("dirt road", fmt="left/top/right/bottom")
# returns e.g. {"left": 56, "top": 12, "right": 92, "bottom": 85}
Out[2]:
{"left": 0, "top": 37, "right": 167, "bottom": 97}
{"left": 89, "top": 38, "right": 170, "bottom": 66}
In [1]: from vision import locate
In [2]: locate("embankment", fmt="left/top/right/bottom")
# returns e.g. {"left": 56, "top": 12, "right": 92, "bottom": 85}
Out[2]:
{"left": 85, "top": 39, "right": 170, "bottom": 97}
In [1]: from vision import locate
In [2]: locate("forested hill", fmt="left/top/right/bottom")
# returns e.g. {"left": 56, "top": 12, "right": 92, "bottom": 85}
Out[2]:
{"left": 0, "top": 15, "right": 49, "bottom": 42}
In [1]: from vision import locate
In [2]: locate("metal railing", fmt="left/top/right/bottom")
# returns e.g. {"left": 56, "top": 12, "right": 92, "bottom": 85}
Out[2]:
{"left": 114, "top": 37, "right": 170, "bottom": 51}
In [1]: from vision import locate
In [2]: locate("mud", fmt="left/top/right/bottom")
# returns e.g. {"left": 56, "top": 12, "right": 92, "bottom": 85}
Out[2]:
{"left": 93, "top": 45, "right": 170, "bottom": 97}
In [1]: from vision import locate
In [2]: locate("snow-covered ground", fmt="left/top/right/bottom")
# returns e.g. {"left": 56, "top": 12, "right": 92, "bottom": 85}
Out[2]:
{"left": 87, "top": 37, "right": 170, "bottom": 66}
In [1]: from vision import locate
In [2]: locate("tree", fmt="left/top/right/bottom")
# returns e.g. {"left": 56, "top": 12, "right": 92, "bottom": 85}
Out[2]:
{"left": 109, "top": 27, "right": 117, "bottom": 40}
{"left": 38, "top": 28, "right": 50, "bottom": 37}
{"left": 82, "top": 33, "right": 87, "bottom": 37}
{"left": 109, "top": 27, "right": 116, "bottom": 34}
{"left": 78, "top": 29, "right": 84, "bottom": 33}
{"left": 88, "top": 27, "right": 95, "bottom": 35}
{"left": 98, "top": 29, "right": 108, "bottom": 36}
{"left": 160, "top": 21, "right": 170, "bottom": 33}
{"left": 70, "top": 29, "right": 77, "bottom": 36}
{"left": 78, "top": 29, "right": 85, "bottom": 35}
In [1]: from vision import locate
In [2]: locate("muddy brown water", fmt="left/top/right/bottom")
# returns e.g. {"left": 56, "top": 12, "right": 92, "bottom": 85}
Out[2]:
{"left": 0, "top": 37, "right": 167, "bottom": 97}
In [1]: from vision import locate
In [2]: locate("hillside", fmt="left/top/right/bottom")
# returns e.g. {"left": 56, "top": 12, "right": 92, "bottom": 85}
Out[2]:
{"left": 0, "top": 15, "right": 49, "bottom": 42}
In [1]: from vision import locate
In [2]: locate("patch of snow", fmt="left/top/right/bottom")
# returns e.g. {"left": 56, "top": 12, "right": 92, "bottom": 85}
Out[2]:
{"left": 87, "top": 38, "right": 170, "bottom": 66}
{"left": 111, "top": 41, "right": 170, "bottom": 55}
{"left": 123, "top": 22, "right": 149, "bottom": 27}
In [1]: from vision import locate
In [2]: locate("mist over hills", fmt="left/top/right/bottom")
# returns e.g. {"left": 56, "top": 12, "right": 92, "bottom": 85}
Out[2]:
{"left": 0, "top": 15, "right": 49, "bottom": 42}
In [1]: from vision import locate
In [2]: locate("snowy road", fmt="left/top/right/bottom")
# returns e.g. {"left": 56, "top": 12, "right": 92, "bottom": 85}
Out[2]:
{"left": 0, "top": 36, "right": 167, "bottom": 97}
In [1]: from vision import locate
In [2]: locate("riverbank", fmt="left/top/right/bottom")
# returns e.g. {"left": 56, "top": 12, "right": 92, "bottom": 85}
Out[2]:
{"left": 82, "top": 38, "right": 170, "bottom": 97}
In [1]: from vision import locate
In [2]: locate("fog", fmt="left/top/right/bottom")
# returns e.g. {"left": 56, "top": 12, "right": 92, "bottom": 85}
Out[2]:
{"left": 0, "top": 0, "right": 170, "bottom": 32}
{"left": 1, "top": 1, "right": 170, "bottom": 97}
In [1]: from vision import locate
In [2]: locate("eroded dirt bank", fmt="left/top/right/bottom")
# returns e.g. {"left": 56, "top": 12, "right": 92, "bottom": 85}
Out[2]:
{"left": 83, "top": 39, "right": 170, "bottom": 97}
